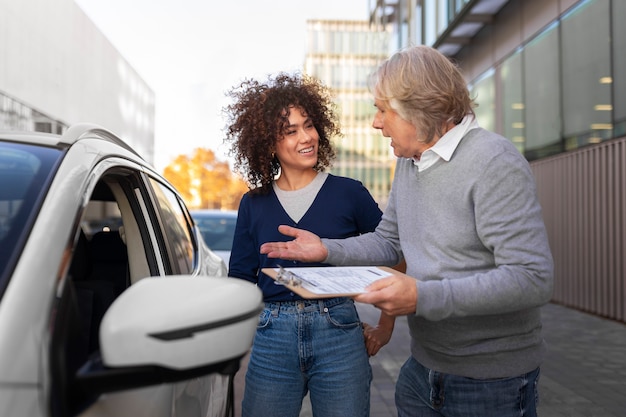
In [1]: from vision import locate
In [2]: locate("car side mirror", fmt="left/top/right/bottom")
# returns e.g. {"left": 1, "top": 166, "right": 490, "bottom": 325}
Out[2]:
{"left": 75, "top": 275, "right": 262, "bottom": 395}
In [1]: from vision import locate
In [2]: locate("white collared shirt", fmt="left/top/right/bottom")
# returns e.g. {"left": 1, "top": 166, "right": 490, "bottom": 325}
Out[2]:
{"left": 412, "top": 115, "right": 479, "bottom": 172}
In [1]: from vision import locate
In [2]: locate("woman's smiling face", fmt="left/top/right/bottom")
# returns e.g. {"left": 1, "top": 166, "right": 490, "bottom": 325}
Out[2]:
{"left": 275, "top": 106, "right": 319, "bottom": 171}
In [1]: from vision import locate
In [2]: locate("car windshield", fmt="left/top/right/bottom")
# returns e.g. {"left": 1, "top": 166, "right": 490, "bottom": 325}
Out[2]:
{"left": 0, "top": 141, "right": 62, "bottom": 293}
{"left": 193, "top": 212, "right": 237, "bottom": 251}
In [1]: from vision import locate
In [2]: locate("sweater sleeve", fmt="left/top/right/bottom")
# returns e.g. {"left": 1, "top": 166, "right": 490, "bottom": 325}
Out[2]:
{"left": 324, "top": 173, "right": 403, "bottom": 266}
{"left": 227, "top": 193, "right": 259, "bottom": 283}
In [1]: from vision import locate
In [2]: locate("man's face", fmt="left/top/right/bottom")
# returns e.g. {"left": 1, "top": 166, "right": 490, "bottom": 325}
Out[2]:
{"left": 372, "top": 99, "right": 427, "bottom": 159}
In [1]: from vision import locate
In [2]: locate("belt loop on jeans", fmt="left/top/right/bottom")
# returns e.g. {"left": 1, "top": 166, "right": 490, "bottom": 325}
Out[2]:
{"left": 270, "top": 302, "right": 280, "bottom": 317}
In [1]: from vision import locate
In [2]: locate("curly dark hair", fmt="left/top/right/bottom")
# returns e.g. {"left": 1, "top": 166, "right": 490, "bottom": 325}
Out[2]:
{"left": 223, "top": 72, "right": 339, "bottom": 194}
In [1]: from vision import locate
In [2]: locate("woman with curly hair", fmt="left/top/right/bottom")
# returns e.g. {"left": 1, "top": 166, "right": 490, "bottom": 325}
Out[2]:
{"left": 223, "top": 72, "right": 394, "bottom": 417}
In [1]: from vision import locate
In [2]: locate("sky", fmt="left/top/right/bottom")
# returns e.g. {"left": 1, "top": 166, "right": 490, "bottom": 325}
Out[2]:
{"left": 74, "top": 0, "right": 371, "bottom": 171}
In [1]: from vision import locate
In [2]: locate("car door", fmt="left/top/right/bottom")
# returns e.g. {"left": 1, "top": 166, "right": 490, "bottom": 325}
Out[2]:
{"left": 48, "top": 156, "right": 232, "bottom": 417}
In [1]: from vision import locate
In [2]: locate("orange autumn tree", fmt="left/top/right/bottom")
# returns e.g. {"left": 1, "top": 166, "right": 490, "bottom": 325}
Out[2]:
{"left": 163, "top": 148, "right": 248, "bottom": 210}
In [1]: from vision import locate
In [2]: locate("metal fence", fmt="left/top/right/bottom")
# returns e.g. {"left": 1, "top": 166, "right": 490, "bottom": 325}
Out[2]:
{"left": 531, "top": 137, "right": 626, "bottom": 323}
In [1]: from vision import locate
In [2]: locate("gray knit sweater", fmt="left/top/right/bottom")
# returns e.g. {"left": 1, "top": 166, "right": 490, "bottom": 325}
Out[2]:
{"left": 324, "top": 128, "right": 554, "bottom": 379}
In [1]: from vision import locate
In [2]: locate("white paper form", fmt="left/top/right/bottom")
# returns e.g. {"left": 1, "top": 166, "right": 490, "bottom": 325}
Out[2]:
{"left": 276, "top": 266, "right": 392, "bottom": 295}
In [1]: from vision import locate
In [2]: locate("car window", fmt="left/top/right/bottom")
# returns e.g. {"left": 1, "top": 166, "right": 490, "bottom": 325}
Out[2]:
{"left": 0, "top": 141, "right": 62, "bottom": 295}
{"left": 194, "top": 214, "right": 236, "bottom": 251}
{"left": 149, "top": 178, "right": 195, "bottom": 274}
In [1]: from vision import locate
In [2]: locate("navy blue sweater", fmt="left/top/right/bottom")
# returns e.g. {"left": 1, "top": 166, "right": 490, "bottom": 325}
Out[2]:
{"left": 228, "top": 174, "right": 382, "bottom": 302}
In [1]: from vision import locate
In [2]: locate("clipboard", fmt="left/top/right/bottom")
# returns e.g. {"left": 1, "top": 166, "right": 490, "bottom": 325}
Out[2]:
{"left": 262, "top": 265, "right": 403, "bottom": 299}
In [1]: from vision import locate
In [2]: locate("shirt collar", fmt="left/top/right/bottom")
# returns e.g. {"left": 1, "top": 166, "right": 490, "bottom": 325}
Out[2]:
{"left": 413, "top": 114, "right": 479, "bottom": 170}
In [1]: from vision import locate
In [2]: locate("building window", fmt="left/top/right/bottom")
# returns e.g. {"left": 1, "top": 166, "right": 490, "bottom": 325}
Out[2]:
{"left": 612, "top": 0, "right": 626, "bottom": 136}
{"left": 424, "top": 0, "right": 438, "bottom": 46}
{"left": 470, "top": 69, "right": 495, "bottom": 133}
{"left": 500, "top": 49, "right": 525, "bottom": 154}
{"left": 561, "top": 0, "right": 612, "bottom": 149}
{"left": 523, "top": 23, "right": 562, "bottom": 159}
{"left": 34, "top": 122, "right": 52, "bottom": 133}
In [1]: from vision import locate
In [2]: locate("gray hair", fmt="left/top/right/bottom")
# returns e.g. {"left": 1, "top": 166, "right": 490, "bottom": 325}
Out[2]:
{"left": 368, "top": 45, "right": 476, "bottom": 144}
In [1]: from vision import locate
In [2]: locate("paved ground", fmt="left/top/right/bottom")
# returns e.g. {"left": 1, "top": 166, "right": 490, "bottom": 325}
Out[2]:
{"left": 233, "top": 302, "right": 626, "bottom": 416}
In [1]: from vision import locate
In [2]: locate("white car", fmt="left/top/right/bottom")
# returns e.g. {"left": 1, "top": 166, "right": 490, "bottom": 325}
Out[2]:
{"left": 0, "top": 124, "right": 262, "bottom": 417}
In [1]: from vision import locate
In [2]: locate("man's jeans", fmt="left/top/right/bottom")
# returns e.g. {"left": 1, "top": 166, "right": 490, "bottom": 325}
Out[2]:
{"left": 242, "top": 298, "right": 371, "bottom": 417}
{"left": 396, "top": 356, "right": 539, "bottom": 417}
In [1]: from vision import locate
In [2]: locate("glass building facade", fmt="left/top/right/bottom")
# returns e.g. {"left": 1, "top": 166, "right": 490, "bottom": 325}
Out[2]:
{"left": 304, "top": 20, "right": 394, "bottom": 207}
{"left": 372, "top": 0, "right": 625, "bottom": 161}
{"left": 466, "top": 0, "right": 622, "bottom": 161}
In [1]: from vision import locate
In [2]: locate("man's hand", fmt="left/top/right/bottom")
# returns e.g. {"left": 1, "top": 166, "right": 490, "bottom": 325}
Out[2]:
{"left": 354, "top": 275, "right": 418, "bottom": 316}
{"left": 260, "top": 225, "right": 328, "bottom": 262}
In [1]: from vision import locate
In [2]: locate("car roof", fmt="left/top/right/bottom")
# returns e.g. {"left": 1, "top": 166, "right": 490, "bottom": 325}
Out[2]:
{"left": 0, "top": 123, "right": 143, "bottom": 160}
{"left": 0, "top": 130, "right": 68, "bottom": 148}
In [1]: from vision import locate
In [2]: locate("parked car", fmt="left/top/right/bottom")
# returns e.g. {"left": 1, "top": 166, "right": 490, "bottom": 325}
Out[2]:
{"left": 190, "top": 210, "right": 237, "bottom": 267}
{"left": 0, "top": 124, "right": 262, "bottom": 417}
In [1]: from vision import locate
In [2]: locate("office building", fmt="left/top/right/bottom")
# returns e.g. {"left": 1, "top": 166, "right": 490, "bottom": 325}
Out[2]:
{"left": 304, "top": 19, "right": 394, "bottom": 207}
{"left": 0, "top": 0, "right": 155, "bottom": 162}
{"left": 369, "top": 0, "right": 626, "bottom": 322}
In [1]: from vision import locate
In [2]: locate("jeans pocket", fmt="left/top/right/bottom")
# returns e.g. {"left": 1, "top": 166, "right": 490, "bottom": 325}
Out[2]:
{"left": 325, "top": 301, "right": 361, "bottom": 329}
{"left": 257, "top": 308, "right": 272, "bottom": 329}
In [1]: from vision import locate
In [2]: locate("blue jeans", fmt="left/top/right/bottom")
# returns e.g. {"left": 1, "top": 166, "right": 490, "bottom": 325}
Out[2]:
{"left": 241, "top": 298, "right": 371, "bottom": 417}
{"left": 395, "top": 356, "right": 539, "bottom": 417}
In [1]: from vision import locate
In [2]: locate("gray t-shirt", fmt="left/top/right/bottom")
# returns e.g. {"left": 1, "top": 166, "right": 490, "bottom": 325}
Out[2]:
{"left": 273, "top": 172, "right": 328, "bottom": 223}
